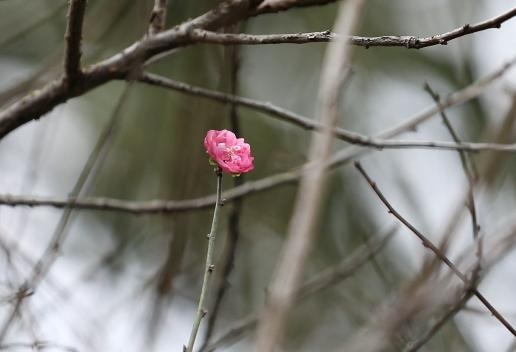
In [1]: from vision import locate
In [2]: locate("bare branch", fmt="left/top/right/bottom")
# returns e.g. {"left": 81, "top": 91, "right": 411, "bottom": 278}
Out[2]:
{"left": 255, "top": 0, "right": 366, "bottom": 350}
{"left": 191, "top": 7, "right": 516, "bottom": 49}
{"left": 138, "top": 69, "right": 516, "bottom": 152}
{"left": 0, "top": 0, "right": 256, "bottom": 139}
{"left": 424, "top": 83, "right": 482, "bottom": 278}
{"left": 149, "top": 0, "right": 168, "bottom": 35}
{"left": 0, "top": 2, "right": 515, "bottom": 140}
{"left": 353, "top": 161, "right": 516, "bottom": 337}
{"left": 64, "top": 0, "right": 87, "bottom": 85}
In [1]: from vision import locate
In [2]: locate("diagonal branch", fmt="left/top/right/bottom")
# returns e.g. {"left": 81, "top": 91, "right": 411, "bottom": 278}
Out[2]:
{"left": 138, "top": 73, "right": 516, "bottom": 151}
{"left": 402, "top": 288, "right": 474, "bottom": 352}
{"left": 254, "top": 0, "right": 366, "bottom": 350}
{"left": 191, "top": 7, "right": 516, "bottom": 49}
{"left": 64, "top": 0, "right": 87, "bottom": 85}
{"left": 353, "top": 161, "right": 516, "bottom": 337}
{"left": 200, "top": 227, "right": 397, "bottom": 352}
{"left": 424, "top": 83, "right": 482, "bottom": 276}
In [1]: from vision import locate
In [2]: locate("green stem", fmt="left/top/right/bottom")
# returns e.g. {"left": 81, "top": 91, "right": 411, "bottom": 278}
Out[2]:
{"left": 184, "top": 169, "right": 223, "bottom": 352}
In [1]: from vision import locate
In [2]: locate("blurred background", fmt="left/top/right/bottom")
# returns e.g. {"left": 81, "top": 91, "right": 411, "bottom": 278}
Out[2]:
{"left": 0, "top": 0, "right": 515, "bottom": 351}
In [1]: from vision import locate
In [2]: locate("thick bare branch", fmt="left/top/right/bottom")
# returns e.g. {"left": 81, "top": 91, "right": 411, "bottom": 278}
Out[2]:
{"left": 0, "top": 2, "right": 514, "bottom": 140}
{"left": 0, "top": 0, "right": 257, "bottom": 139}
{"left": 64, "top": 0, "right": 87, "bottom": 84}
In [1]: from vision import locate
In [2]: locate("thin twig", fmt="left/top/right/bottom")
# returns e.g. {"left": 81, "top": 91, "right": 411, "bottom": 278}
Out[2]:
{"left": 64, "top": 0, "right": 87, "bottom": 85}
{"left": 424, "top": 83, "right": 480, "bottom": 239}
{"left": 424, "top": 83, "right": 482, "bottom": 280}
{"left": 148, "top": 0, "right": 168, "bottom": 35}
{"left": 201, "top": 227, "right": 397, "bottom": 352}
{"left": 353, "top": 161, "right": 516, "bottom": 337}
{"left": 255, "top": 1, "right": 366, "bottom": 350}
{"left": 191, "top": 5, "right": 516, "bottom": 49}
{"left": 184, "top": 170, "right": 223, "bottom": 352}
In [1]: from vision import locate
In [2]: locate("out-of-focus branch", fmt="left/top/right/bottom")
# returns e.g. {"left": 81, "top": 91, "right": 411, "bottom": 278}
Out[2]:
{"left": 340, "top": 269, "right": 474, "bottom": 352}
{"left": 402, "top": 288, "right": 474, "bottom": 352}
{"left": 253, "top": 0, "right": 338, "bottom": 14}
{"left": 200, "top": 227, "right": 397, "bottom": 352}
{"left": 0, "top": 86, "right": 132, "bottom": 343}
{"left": 0, "top": 340, "right": 77, "bottom": 352}
{"left": 191, "top": 7, "right": 516, "bottom": 48}
{"left": 404, "top": 221, "right": 516, "bottom": 351}
{"left": 149, "top": 0, "right": 168, "bottom": 35}
{"left": 64, "top": 0, "right": 87, "bottom": 85}
{"left": 254, "top": 0, "right": 366, "bottom": 350}
{"left": 353, "top": 161, "right": 516, "bottom": 337}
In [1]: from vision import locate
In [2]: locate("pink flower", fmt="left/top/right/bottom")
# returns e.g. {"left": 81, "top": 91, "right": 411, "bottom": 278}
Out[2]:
{"left": 204, "top": 129, "right": 254, "bottom": 174}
